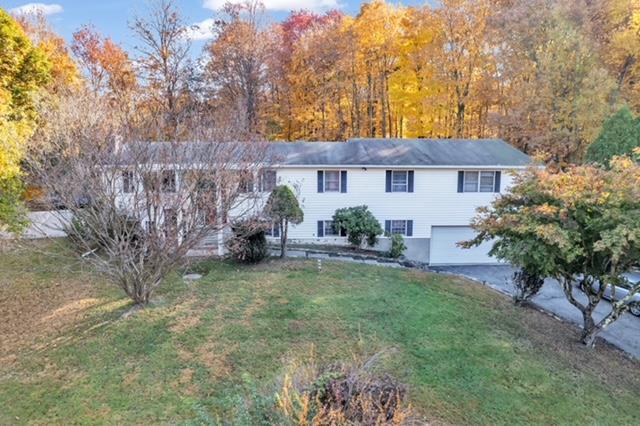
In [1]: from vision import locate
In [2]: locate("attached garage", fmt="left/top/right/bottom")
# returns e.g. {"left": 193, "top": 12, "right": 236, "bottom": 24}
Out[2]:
{"left": 429, "top": 226, "right": 498, "bottom": 265}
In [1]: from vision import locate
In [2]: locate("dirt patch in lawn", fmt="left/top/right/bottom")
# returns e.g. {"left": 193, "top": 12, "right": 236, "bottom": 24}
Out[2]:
{"left": 0, "top": 242, "right": 115, "bottom": 362}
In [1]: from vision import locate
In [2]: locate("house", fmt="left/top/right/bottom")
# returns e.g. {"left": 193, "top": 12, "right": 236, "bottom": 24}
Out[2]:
{"left": 259, "top": 138, "right": 531, "bottom": 265}
{"left": 115, "top": 138, "right": 531, "bottom": 265}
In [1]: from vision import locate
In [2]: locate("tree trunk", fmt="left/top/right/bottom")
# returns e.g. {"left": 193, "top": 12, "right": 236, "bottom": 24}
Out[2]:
{"left": 580, "top": 313, "right": 599, "bottom": 347}
{"left": 280, "top": 219, "right": 288, "bottom": 258}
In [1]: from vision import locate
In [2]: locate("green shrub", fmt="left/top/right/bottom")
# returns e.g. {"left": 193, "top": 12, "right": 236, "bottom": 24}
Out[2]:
{"left": 387, "top": 233, "right": 406, "bottom": 258}
{"left": 332, "top": 205, "right": 383, "bottom": 248}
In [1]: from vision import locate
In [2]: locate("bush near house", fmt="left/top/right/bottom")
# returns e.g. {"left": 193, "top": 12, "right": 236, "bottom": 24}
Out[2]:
{"left": 333, "top": 205, "right": 383, "bottom": 248}
{"left": 387, "top": 233, "right": 407, "bottom": 259}
{"left": 226, "top": 218, "right": 269, "bottom": 263}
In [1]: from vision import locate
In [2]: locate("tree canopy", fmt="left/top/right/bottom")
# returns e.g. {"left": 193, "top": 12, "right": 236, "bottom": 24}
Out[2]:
{"left": 263, "top": 185, "right": 303, "bottom": 257}
{"left": 585, "top": 106, "right": 640, "bottom": 165}
{"left": 0, "top": 8, "right": 51, "bottom": 232}
{"left": 466, "top": 154, "right": 640, "bottom": 346}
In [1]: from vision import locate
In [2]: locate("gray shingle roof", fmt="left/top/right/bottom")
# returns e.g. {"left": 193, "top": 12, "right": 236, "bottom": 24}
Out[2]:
{"left": 269, "top": 138, "right": 531, "bottom": 167}
{"left": 117, "top": 138, "right": 531, "bottom": 168}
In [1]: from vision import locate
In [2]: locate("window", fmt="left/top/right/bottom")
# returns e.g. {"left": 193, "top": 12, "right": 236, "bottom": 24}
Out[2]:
{"left": 324, "top": 170, "right": 340, "bottom": 192}
{"left": 463, "top": 171, "right": 479, "bottom": 192}
{"left": 324, "top": 220, "right": 339, "bottom": 236}
{"left": 317, "top": 220, "right": 346, "bottom": 237}
{"left": 385, "top": 219, "right": 413, "bottom": 237}
{"left": 463, "top": 171, "right": 496, "bottom": 193}
{"left": 161, "top": 171, "right": 176, "bottom": 193}
{"left": 391, "top": 220, "right": 407, "bottom": 235}
{"left": 264, "top": 221, "right": 280, "bottom": 237}
{"left": 260, "top": 169, "right": 277, "bottom": 192}
{"left": 122, "top": 170, "right": 134, "bottom": 193}
{"left": 391, "top": 171, "right": 408, "bottom": 192}
{"left": 479, "top": 171, "right": 495, "bottom": 192}
{"left": 239, "top": 172, "right": 254, "bottom": 193}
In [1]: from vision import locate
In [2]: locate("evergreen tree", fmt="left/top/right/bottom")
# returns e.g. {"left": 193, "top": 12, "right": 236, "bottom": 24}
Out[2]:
{"left": 586, "top": 107, "right": 640, "bottom": 165}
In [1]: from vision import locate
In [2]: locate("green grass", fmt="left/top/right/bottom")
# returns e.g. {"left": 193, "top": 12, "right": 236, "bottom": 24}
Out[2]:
{"left": 1, "top": 241, "right": 639, "bottom": 425}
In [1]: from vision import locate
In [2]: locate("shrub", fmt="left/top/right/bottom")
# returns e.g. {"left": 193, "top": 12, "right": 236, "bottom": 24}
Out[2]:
{"left": 66, "top": 212, "right": 144, "bottom": 254}
{"left": 387, "top": 233, "right": 406, "bottom": 259}
{"left": 275, "top": 351, "right": 414, "bottom": 425}
{"left": 512, "top": 268, "right": 545, "bottom": 305}
{"left": 226, "top": 219, "right": 269, "bottom": 263}
{"left": 332, "top": 205, "right": 383, "bottom": 248}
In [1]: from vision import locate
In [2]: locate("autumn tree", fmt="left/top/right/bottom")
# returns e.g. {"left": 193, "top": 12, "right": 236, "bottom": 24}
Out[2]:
{"left": 492, "top": 0, "right": 614, "bottom": 163}
{"left": 14, "top": 11, "right": 80, "bottom": 95}
{"left": 0, "top": 8, "right": 51, "bottom": 232}
{"left": 466, "top": 156, "right": 640, "bottom": 347}
{"left": 588, "top": 0, "right": 640, "bottom": 110}
{"left": 203, "top": 0, "right": 271, "bottom": 135}
{"left": 131, "top": 0, "right": 190, "bottom": 140}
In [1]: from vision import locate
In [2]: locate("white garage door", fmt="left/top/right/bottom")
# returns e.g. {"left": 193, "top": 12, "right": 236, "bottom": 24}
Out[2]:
{"left": 430, "top": 226, "right": 497, "bottom": 265}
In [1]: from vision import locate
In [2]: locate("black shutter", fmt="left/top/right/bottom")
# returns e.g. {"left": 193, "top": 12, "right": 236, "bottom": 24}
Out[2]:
{"left": 407, "top": 220, "right": 413, "bottom": 237}
{"left": 408, "top": 171, "right": 414, "bottom": 193}
{"left": 385, "top": 220, "right": 391, "bottom": 234}
{"left": 273, "top": 222, "right": 280, "bottom": 238}
{"left": 457, "top": 171, "right": 464, "bottom": 193}
{"left": 317, "top": 221, "right": 324, "bottom": 237}
{"left": 317, "top": 170, "right": 324, "bottom": 193}
{"left": 340, "top": 170, "right": 347, "bottom": 193}
{"left": 340, "top": 226, "right": 347, "bottom": 237}
{"left": 385, "top": 170, "right": 392, "bottom": 192}
{"left": 494, "top": 171, "right": 501, "bottom": 193}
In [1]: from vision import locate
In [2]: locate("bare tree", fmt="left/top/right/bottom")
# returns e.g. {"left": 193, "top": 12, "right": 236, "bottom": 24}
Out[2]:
{"left": 28, "top": 92, "right": 270, "bottom": 308}
{"left": 131, "top": 0, "right": 191, "bottom": 140}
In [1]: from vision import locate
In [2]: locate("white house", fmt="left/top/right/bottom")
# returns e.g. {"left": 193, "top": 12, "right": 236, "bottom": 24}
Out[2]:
{"left": 116, "top": 138, "right": 531, "bottom": 265}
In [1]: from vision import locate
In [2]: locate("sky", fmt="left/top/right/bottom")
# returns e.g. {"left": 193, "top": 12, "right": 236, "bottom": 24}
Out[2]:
{"left": 3, "top": 0, "right": 425, "bottom": 55}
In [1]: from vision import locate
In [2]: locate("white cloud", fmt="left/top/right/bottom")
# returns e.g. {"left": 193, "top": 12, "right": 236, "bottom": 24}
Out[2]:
{"left": 185, "top": 18, "right": 217, "bottom": 41}
{"left": 203, "top": 0, "right": 339, "bottom": 12}
{"left": 9, "top": 2, "right": 63, "bottom": 16}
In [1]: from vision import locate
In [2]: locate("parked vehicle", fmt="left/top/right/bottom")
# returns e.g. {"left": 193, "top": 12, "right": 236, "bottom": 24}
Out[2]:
{"left": 579, "top": 272, "right": 640, "bottom": 316}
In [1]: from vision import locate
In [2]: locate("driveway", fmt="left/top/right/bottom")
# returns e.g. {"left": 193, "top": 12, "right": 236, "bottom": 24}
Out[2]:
{"left": 431, "top": 265, "right": 640, "bottom": 359}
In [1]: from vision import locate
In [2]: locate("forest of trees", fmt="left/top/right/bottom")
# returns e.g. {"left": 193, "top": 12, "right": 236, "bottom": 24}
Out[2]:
{"left": 2, "top": 0, "right": 640, "bottom": 231}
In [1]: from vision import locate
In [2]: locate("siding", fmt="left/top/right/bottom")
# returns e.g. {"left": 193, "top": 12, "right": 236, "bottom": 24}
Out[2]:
{"left": 270, "top": 167, "right": 513, "bottom": 241}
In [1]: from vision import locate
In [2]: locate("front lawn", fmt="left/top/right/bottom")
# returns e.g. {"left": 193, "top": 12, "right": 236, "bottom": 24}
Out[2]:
{"left": 1, "top": 241, "right": 638, "bottom": 424}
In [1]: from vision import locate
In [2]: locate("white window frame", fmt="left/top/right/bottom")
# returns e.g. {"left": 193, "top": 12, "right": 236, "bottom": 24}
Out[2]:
{"left": 390, "top": 220, "right": 408, "bottom": 236}
{"left": 391, "top": 170, "right": 408, "bottom": 192}
{"left": 463, "top": 171, "right": 496, "bottom": 193}
{"left": 122, "top": 170, "right": 134, "bottom": 194}
{"left": 323, "top": 170, "right": 341, "bottom": 192}
{"left": 323, "top": 220, "right": 339, "bottom": 236}
{"left": 479, "top": 171, "right": 496, "bottom": 193}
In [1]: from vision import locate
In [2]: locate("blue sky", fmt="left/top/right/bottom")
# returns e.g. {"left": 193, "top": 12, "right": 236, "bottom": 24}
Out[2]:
{"left": 3, "top": 1, "right": 425, "bottom": 55}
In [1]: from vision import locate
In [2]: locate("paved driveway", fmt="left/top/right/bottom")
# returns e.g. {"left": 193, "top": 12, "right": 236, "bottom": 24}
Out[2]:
{"left": 431, "top": 265, "right": 640, "bottom": 359}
